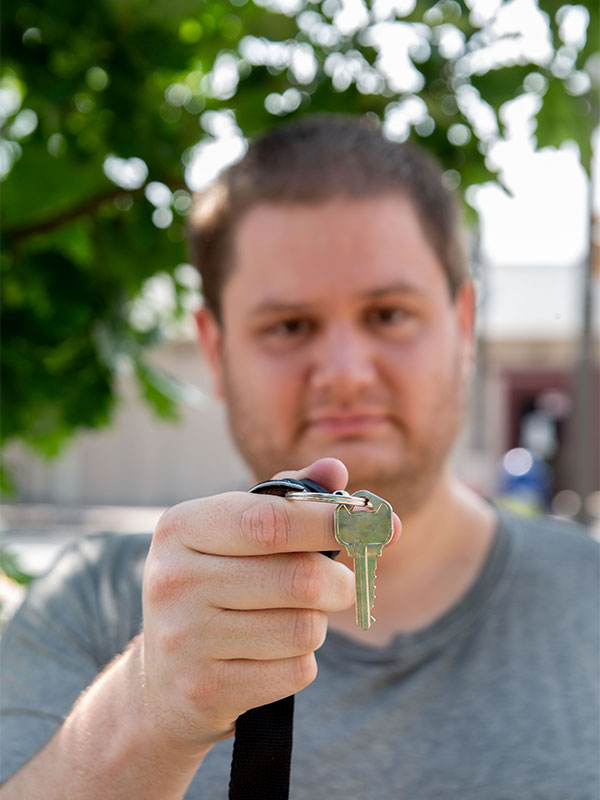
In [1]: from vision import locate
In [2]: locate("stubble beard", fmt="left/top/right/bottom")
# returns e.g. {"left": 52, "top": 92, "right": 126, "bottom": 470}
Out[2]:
{"left": 221, "top": 353, "right": 468, "bottom": 517}
{"left": 222, "top": 372, "right": 301, "bottom": 484}
{"left": 383, "top": 357, "right": 467, "bottom": 517}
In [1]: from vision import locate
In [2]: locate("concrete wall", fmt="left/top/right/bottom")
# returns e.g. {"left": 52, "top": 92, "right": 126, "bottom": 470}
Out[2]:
{"left": 5, "top": 341, "right": 251, "bottom": 507}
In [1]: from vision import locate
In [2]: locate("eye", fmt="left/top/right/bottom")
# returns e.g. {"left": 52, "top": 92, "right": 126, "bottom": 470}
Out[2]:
{"left": 259, "top": 317, "right": 316, "bottom": 348}
{"left": 365, "top": 305, "right": 420, "bottom": 339}
{"left": 270, "top": 318, "right": 312, "bottom": 337}
{"left": 367, "top": 307, "right": 409, "bottom": 326}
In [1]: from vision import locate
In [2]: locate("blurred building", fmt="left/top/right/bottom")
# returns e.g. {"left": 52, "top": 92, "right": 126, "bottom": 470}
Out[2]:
{"left": 3, "top": 341, "right": 251, "bottom": 509}
{"left": 463, "top": 255, "right": 599, "bottom": 520}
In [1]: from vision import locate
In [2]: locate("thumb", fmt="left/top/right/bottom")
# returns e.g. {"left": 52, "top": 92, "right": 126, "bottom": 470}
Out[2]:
{"left": 271, "top": 457, "right": 349, "bottom": 493}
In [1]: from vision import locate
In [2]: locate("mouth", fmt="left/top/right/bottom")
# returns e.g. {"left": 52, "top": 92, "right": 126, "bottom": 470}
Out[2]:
{"left": 305, "top": 412, "right": 392, "bottom": 437}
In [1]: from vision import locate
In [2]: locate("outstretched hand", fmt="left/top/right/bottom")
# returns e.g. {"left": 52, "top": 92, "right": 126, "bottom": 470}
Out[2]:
{"left": 140, "top": 458, "right": 360, "bottom": 753}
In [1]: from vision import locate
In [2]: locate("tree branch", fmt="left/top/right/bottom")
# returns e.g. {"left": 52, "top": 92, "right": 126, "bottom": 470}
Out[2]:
{"left": 4, "top": 179, "right": 187, "bottom": 243}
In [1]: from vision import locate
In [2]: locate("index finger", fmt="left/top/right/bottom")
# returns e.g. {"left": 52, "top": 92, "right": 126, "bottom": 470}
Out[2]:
{"left": 155, "top": 491, "right": 340, "bottom": 556}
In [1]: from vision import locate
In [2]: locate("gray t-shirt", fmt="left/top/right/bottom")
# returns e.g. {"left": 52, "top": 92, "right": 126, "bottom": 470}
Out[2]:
{"left": 1, "top": 509, "right": 599, "bottom": 798}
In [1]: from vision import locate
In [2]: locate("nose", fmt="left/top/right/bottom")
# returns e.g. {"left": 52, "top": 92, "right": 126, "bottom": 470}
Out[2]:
{"left": 309, "top": 322, "right": 378, "bottom": 402}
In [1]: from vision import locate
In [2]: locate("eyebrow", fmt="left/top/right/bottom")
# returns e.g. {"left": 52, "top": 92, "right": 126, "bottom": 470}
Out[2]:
{"left": 249, "top": 281, "right": 426, "bottom": 317}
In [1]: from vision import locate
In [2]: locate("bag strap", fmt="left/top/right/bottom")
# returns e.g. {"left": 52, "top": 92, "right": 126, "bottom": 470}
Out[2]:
{"left": 228, "top": 478, "right": 330, "bottom": 800}
{"left": 228, "top": 694, "right": 295, "bottom": 800}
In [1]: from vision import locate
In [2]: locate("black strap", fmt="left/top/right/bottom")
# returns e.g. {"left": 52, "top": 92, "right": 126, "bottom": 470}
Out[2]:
{"left": 228, "top": 478, "right": 330, "bottom": 800}
{"left": 228, "top": 694, "right": 295, "bottom": 800}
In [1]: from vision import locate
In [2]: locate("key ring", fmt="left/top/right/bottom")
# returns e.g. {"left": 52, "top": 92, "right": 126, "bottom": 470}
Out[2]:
{"left": 248, "top": 479, "right": 373, "bottom": 509}
{"left": 285, "top": 490, "right": 372, "bottom": 509}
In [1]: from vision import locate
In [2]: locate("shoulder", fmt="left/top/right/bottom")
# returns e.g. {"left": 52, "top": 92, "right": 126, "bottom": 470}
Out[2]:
{"left": 68, "top": 529, "right": 153, "bottom": 562}
{"left": 16, "top": 532, "right": 152, "bottom": 634}
{"left": 69, "top": 530, "right": 153, "bottom": 574}
{"left": 31, "top": 531, "right": 152, "bottom": 598}
{"left": 501, "top": 509, "right": 598, "bottom": 562}
{"left": 498, "top": 508, "right": 599, "bottom": 606}
{"left": 8, "top": 532, "right": 153, "bottom": 667}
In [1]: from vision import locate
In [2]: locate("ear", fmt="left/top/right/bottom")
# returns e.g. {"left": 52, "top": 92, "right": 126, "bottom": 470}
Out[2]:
{"left": 194, "top": 308, "right": 225, "bottom": 398}
{"left": 454, "top": 281, "right": 476, "bottom": 379}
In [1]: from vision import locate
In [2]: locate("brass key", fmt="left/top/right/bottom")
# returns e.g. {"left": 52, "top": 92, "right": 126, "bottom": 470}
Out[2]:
{"left": 334, "top": 490, "right": 394, "bottom": 630}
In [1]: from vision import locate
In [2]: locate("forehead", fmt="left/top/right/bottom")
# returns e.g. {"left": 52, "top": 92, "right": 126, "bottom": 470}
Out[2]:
{"left": 225, "top": 194, "right": 448, "bottom": 309}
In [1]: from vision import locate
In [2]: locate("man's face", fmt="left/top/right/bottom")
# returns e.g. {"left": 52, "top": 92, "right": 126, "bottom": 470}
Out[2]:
{"left": 198, "top": 194, "right": 474, "bottom": 515}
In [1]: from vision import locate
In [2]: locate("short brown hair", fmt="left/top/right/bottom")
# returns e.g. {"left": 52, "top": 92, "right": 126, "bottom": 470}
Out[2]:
{"left": 189, "top": 114, "right": 469, "bottom": 320}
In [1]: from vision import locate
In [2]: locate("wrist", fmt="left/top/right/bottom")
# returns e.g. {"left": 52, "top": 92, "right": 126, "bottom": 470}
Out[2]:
{"left": 116, "top": 634, "right": 217, "bottom": 765}
{"left": 61, "top": 635, "right": 212, "bottom": 798}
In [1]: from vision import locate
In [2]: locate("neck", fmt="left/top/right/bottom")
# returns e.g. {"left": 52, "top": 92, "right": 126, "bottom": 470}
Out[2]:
{"left": 372, "top": 468, "right": 493, "bottom": 576}
{"left": 330, "top": 470, "right": 497, "bottom": 645}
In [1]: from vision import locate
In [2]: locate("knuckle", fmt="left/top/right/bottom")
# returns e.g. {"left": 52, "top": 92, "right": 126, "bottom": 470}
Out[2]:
{"left": 285, "top": 554, "right": 323, "bottom": 606}
{"left": 145, "top": 572, "right": 173, "bottom": 607}
{"left": 291, "top": 609, "right": 326, "bottom": 653}
{"left": 177, "top": 665, "right": 222, "bottom": 710}
{"left": 291, "top": 653, "right": 318, "bottom": 691}
{"left": 156, "top": 627, "right": 187, "bottom": 657}
{"left": 154, "top": 505, "right": 182, "bottom": 542}
{"left": 241, "top": 500, "right": 291, "bottom": 552}
{"left": 144, "top": 560, "right": 194, "bottom": 608}
{"left": 143, "top": 559, "right": 170, "bottom": 608}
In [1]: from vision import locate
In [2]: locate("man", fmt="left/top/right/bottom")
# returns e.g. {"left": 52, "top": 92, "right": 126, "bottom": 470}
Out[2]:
{"left": 1, "top": 116, "right": 598, "bottom": 799}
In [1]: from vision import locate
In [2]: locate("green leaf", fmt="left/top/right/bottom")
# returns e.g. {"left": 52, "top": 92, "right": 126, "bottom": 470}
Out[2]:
{"left": 133, "top": 359, "right": 183, "bottom": 421}
{"left": 0, "top": 547, "right": 34, "bottom": 586}
{"left": 534, "top": 76, "right": 594, "bottom": 169}
{"left": 470, "top": 66, "right": 532, "bottom": 115}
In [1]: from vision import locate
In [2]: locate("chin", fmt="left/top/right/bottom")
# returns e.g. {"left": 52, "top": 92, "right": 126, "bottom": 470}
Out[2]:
{"left": 301, "top": 439, "right": 400, "bottom": 486}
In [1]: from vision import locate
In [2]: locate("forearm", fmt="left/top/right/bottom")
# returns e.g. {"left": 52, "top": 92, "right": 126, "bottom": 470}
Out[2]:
{"left": 1, "top": 636, "right": 212, "bottom": 800}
